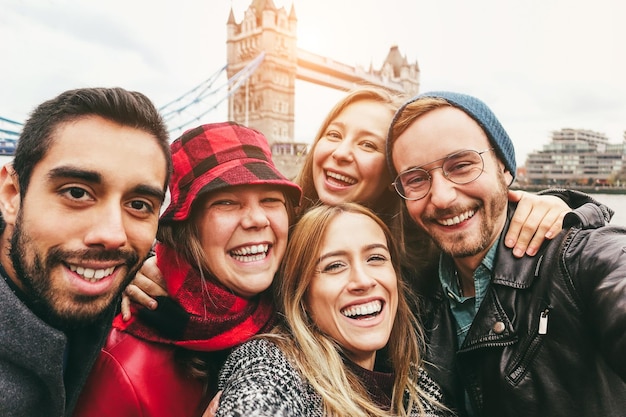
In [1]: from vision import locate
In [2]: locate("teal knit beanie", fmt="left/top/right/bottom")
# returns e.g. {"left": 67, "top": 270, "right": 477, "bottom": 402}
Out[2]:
{"left": 386, "top": 91, "right": 516, "bottom": 180}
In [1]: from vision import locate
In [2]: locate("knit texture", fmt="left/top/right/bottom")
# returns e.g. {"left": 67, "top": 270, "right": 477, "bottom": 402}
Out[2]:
{"left": 161, "top": 121, "right": 302, "bottom": 223}
{"left": 0, "top": 264, "right": 115, "bottom": 417}
{"left": 113, "top": 243, "right": 275, "bottom": 351}
{"left": 387, "top": 91, "right": 516, "bottom": 179}
{"left": 216, "top": 338, "right": 446, "bottom": 417}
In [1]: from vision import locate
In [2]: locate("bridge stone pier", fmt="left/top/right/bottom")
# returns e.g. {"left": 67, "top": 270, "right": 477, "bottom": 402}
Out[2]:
{"left": 226, "top": 0, "right": 420, "bottom": 178}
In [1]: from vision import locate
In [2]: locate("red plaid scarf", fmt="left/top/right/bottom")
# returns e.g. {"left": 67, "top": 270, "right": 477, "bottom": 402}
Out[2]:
{"left": 113, "top": 243, "right": 275, "bottom": 351}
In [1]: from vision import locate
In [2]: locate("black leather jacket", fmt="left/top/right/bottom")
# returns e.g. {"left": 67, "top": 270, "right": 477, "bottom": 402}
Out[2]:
{"left": 420, "top": 202, "right": 626, "bottom": 417}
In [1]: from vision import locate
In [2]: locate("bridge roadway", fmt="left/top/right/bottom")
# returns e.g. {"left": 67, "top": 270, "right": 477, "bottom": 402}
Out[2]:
{"left": 296, "top": 48, "right": 405, "bottom": 93}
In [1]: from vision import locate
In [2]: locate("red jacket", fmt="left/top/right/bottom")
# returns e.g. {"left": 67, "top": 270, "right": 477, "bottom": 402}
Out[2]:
{"left": 72, "top": 328, "right": 206, "bottom": 417}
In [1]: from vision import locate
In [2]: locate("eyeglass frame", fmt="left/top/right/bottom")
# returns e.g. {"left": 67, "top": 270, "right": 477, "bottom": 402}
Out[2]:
{"left": 392, "top": 148, "right": 495, "bottom": 201}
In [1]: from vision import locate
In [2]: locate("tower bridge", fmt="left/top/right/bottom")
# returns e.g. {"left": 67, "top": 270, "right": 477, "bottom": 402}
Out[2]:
{"left": 296, "top": 47, "right": 417, "bottom": 93}
{"left": 226, "top": 0, "right": 419, "bottom": 153}
{"left": 1, "top": 0, "right": 419, "bottom": 178}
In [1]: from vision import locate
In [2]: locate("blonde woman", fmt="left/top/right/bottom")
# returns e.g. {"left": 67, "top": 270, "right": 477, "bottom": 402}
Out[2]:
{"left": 215, "top": 203, "right": 449, "bottom": 417}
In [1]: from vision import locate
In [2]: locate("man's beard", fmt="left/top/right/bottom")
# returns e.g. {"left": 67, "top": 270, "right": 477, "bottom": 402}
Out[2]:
{"left": 426, "top": 170, "right": 509, "bottom": 259}
{"left": 9, "top": 214, "right": 141, "bottom": 331}
{"left": 435, "top": 195, "right": 506, "bottom": 258}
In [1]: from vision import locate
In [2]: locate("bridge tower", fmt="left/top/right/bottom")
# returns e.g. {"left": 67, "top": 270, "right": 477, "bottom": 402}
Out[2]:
{"left": 226, "top": 1, "right": 420, "bottom": 177}
{"left": 226, "top": 0, "right": 297, "bottom": 145}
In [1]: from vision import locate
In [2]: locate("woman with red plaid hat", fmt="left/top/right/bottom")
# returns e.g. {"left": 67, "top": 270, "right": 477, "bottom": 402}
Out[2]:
{"left": 72, "top": 122, "right": 302, "bottom": 417}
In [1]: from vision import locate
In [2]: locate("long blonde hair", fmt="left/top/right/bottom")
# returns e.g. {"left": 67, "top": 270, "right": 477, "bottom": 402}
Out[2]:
{"left": 270, "top": 203, "right": 435, "bottom": 416}
{"left": 295, "top": 85, "right": 408, "bottom": 224}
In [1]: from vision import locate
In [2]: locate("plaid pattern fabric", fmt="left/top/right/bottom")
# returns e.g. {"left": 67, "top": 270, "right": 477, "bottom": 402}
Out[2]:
{"left": 161, "top": 122, "right": 301, "bottom": 222}
{"left": 113, "top": 243, "right": 275, "bottom": 351}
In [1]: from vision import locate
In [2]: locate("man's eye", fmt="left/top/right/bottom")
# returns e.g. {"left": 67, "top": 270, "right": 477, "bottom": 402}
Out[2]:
{"left": 61, "top": 187, "right": 92, "bottom": 201}
{"left": 129, "top": 200, "right": 154, "bottom": 213}
{"left": 403, "top": 173, "right": 429, "bottom": 187}
{"left": 408, "top": 175, "right": 428, "bottom": 185}
{"left": 447, "top": 161, "right": 473, "bottom": 173}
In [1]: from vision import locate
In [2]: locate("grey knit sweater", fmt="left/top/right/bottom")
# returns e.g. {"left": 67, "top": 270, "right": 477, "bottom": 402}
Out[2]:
{"left": 216, "top": 338, "right": 446, "bottom": 417}
{"left": 0, "top": 268, "right": 115, "bottom": 416}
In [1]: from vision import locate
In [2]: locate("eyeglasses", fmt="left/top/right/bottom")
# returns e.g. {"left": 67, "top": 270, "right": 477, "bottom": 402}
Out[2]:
{"left": 392, "top": 148, "right": 494, "bottom": 200}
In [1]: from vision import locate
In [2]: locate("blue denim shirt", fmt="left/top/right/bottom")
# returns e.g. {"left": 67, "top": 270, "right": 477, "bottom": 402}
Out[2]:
{"left": 438, "top": 239, "right": 498, "bottom": 346}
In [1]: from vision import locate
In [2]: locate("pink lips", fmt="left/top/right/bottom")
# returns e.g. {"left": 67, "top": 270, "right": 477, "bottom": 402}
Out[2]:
{"left": 66, "top": 264, "right": 121, "bottom": 297}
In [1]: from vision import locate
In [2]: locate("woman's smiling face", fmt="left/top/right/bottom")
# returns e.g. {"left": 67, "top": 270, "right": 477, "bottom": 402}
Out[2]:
{"left": 193, "top": 184, "right": 289, "bottom": 298}
{"left": 305, "top": 211, "right": 398, "bottom": 370}
{"left": 312, "top": 100, "right": 394, "bottom": 207}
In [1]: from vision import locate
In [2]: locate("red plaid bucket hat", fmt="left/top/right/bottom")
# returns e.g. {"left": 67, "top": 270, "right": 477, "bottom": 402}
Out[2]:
{"left": 160, "top": 122, "right": 302, "bottom": 222}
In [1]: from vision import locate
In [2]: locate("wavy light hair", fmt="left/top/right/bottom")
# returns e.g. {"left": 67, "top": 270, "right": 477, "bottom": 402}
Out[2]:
{"left": 295, "top": 85, "right": 408, "bottom": 224}
{"left": 270, "top": 203, "right": 436, "bottom": 416}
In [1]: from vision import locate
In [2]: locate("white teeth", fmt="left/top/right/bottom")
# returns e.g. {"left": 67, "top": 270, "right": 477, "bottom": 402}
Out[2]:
{"left": 326, "top": 170, "right": 356, "bottom": 185}
{"left": 341, "top": 300, "right": 382, "bottom": 318}
{"left": 231, "top": 244, "right": 269, "bottom": 263}
{"left": 69, "top": 265, "right": 115, "bottom": 283}
{"left": 231, "top": 244, "right": 269, "bottom": 256}
{"left": 439, "top": 210, "right": 475, "bottom": 226}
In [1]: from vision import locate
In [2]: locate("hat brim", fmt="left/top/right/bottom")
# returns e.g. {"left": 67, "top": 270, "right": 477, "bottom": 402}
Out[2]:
{"left": 160, "top": 159, "right": 302, "bottom": 223}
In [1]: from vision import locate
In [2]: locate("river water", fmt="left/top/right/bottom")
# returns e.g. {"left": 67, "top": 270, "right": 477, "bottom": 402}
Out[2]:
{"left": 589, "top": 193, "right": 626, "bottom": 227}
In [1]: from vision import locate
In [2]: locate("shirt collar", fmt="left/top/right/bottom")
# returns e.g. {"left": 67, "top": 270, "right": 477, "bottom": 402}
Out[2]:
{"left": 438, "top": 237, "right": 500, "bottom": 300}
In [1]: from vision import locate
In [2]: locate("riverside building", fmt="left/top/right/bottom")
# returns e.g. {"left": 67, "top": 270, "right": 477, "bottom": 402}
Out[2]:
{"left": 523, "top": 128, "right": 626, "bottom": 187}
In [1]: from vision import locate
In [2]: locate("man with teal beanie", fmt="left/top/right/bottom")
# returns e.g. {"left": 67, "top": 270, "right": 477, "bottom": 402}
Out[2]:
{"left": 386, "top": 91, "right": 625, "bottom": 416}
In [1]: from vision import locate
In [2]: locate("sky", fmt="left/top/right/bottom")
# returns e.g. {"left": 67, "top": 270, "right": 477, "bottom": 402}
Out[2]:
{"left": 1, "top": 0, "right": 625, "bottom": 165}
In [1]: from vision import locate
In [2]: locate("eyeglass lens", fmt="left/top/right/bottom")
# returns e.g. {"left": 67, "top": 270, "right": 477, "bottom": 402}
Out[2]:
{"left": 395, "top": 149, "right": 486, "bottom": 200}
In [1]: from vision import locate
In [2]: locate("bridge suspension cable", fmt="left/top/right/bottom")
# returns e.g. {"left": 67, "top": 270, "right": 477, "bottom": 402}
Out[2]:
{"left": 162, "top": 52, "right": 265, "bottom": 138}
{"left": 0, "top": 53, "right": 265, "bottom": 150}
{"left": 0, "top": 116, "right": 22, "bottom": 137}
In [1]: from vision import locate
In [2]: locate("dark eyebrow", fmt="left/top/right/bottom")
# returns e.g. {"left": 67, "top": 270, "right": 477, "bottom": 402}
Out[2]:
{"left": 48, "top": 166, "right": 166, "bottom": 203}
{"left": 48, "top": 166, "right": 101, "bottom": 183}
{"left": 133, "top": 184, "right": 166, "bottom": 203}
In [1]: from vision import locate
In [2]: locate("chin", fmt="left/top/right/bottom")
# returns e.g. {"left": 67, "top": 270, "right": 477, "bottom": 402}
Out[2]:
{"left": 45, "top": 298, "right": 114, "bottom": 330}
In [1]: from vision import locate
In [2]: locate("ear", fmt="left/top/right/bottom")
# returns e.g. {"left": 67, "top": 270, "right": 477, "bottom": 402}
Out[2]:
{"left": 496, "top": 159, "right": 514, "bottom": 187}
{"left": 0, "top": 164, "right": 21, "bottom": 226}
{"left": 503, "top": 169, "right": 514, "bottom": 187}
